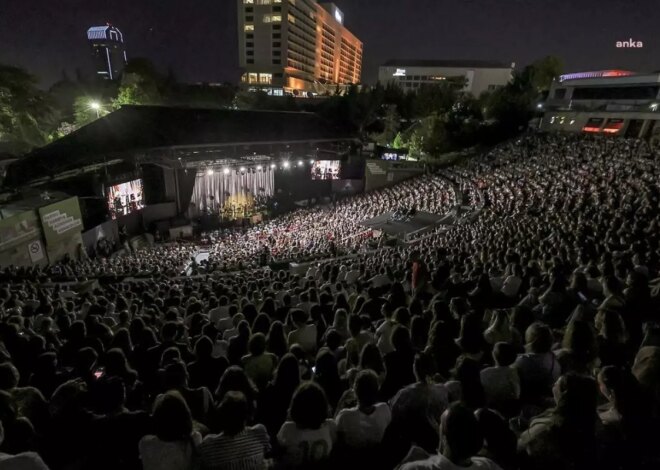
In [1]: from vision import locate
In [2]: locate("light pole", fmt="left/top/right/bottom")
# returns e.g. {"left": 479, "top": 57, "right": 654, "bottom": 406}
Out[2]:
{"left": 89, "top": 101, "right": 101, "bottom": 119}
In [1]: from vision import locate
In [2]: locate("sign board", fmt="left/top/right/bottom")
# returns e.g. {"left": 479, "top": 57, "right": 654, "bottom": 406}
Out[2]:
{"left": 38, "top": 197, "right": 83, "bottom": 246}
{"left": 28, "top": 240, "right": 45, "bottom": 263}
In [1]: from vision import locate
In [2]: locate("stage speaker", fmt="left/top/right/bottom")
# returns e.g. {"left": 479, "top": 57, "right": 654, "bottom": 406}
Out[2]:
{"left": 142, "top": 164, "right": 166, "bottom": 205}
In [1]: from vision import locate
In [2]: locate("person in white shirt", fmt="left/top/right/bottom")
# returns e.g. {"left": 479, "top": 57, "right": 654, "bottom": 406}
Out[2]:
{"left": 287, "top": 309, "right": 318, "bottom": 356}
{"left": 336, "top": 370, "right": 391, "bottom": 450}
{"left": 345, "top": 264, "right": 361, "bottom": 285}
{"left": 480, "top": 342, "right": 520, "bottom": 414}
{"left": 337, "top": 265, "right": 348, "bottom": 283}
{"left": 376, "top": 302, "right": 396, "bottom": 355}
{"left": 370, "top": 267, "right": 392, "bottom": 289}
{"left": 306, "top": 264, "right": 320, "bottom": 280}
{"left": 207, "top": 296, "right": 227, "bottom": 326}
{"left": 277, "top": 382, "right": 336, "bottom": 468}
{"left": 398, "top": 403, "right": 502, "bottom": 470}
{"left": 500, "top": 264, "right": 523, "bottom": 298}
{"left": 390, "top": 352, "right": 449, "bottom": 453}
{"left": 222, "top": 312, "right": 245, "bottom": 341}
{"left": 295, "top": 291, "right": 313, "bottom": 316}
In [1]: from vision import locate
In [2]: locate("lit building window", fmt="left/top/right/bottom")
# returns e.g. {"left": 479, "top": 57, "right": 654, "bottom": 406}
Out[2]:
{"left": 259, "top": 73, "right": 273, "bottom": 84}
{"left": 244, "top": 24, "right": 254, "bottom": 31}
{"left": 264, "top": 14, "right": 281, "bottom": 22}
{"left": 243, "top": 0, "right": 254, "bottom": 3}
{"left": 248, "top": 73, "right": 258, "bottom": 84}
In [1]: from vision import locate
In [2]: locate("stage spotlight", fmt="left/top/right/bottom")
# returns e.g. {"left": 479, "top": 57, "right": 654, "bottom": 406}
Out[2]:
{"left": 240, "top": 167, "right": 246, "bottom": 172}
{"left": 223, "top": 168, "right": 230, "bottom": 175}
{"left": 257, "top": 165, "right": 262, "bottom": 170}
{"left": 297, "top": 160, "right": 303, "bottom": 166}
{"left": 309, "top": 159, "right": 314, "bottom": 164}
{"left": 283, "top": 161, "right": 290, "bottom": 169}
{"left": 207, "top": 168, "right": 214, "bottom": 175}
{"left": 270, "top": 163, "right": 276, "bottom": 169}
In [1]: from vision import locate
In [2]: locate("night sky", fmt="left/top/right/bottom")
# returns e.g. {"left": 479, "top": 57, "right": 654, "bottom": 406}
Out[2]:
{"left": 0, "top": 0, "right": 658, "bottom": 88}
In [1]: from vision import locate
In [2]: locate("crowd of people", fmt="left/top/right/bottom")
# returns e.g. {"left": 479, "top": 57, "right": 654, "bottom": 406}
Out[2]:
{"left": 1, "top": 132, "right": 660, "bottom": 469}
{"left": 199, "top": 174, "right": 455, "bottom": 272}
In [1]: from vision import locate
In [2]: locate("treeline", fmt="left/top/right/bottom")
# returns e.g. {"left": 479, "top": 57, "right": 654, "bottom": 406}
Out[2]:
{"left": 0, "top": 58, "right": 236, "bottom": 155}
{"left": 0, "top": 56, "right": 561, "bottom": 158}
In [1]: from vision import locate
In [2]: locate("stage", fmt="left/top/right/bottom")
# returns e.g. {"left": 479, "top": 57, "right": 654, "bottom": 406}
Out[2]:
{"left": 361, "top": 210, "right": 456, "bottom": 239}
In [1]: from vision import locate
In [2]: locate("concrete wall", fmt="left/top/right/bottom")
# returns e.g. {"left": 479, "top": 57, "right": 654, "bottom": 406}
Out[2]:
{"left": 46, "top": 232, "right": 84, "bottom": 263}
{"left": 364, "top": 161, "right": 424, "bottom": 193}
{"left": 0, "top": 210, "right": 47, "bottom": 267}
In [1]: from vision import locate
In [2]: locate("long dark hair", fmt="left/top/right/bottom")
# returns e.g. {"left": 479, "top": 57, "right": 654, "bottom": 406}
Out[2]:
{"left": 266, "top": 321, "right": 288, "bottom": 358}
{"left": 273, "top": 353, "right": 301, "bottom": 393}
{"left": 598, "top": 366, "right": 646, "bottom": 431}
{"left": 552, "top": 374, "right": 598, "bottom": 445}
{"left": 453, "top": 357, "right": 485, "bottom": 409}
{"left": 289, "top": 382, "right": 329, "bottom": 430}
{"left": 152, "top": 391, "right": 193, "bottom": 442}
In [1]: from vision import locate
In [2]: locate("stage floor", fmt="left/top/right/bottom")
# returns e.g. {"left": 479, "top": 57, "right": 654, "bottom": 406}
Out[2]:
{"left": 361, "top": 211, "right": 453, "bottom": 238}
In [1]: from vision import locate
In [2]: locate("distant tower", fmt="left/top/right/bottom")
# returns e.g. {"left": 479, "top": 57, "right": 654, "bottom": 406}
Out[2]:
{"left": 87, "top": 24, "right": 127, "bottom": 81}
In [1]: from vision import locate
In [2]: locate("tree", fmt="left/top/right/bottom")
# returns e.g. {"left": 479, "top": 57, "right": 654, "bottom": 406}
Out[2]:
{"left": 53, "top": 121, "right": 77, "bottom": 139}
{"left": 392, "top": 132, "right": 405, "bottom": 149}
{"left": 423, "top": 115, "right": 449, "bottom": 156}
{"left": 375, "top": 104, "right": 400, "bottom": 146}
{"left": 73, "top": 96, "right": 109, "bottom": 128}
{"left": 113, "top": 74, "right": 161, "bottom": 108}
{"left": 0, "top": 64, "right": 57, "bottom": 153}
{"left": 407, "top": 130, "right": 425, "bottom": 160}
{"left": 112, "top": 58, "right": 164, "bottom": 109}
{"left": 414, "top": 81, "right": 462, "bottom": 117}
{"left": 233, "top": 89, "right": 270, "bottom": 110}
{"left": 522, "top": 56, "right": 563, "bottom": 93}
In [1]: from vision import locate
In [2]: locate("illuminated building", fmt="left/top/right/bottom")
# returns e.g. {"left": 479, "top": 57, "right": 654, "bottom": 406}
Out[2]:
{"left": 237, "top": 0, "right": 362, "bottom": 96}
{"left": 542, "top": 70, "right": 660, "bottom": 138}
{"left": 379, "top": 59, "right": 514, "bottom": 97}
{"left": 87, "top": 24, "right": 127, "bottom": 81}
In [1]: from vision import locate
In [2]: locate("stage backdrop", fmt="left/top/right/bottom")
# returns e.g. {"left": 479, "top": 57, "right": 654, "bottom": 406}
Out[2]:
{"left": 191, "top": 168, "right": 274, "bottom": 215}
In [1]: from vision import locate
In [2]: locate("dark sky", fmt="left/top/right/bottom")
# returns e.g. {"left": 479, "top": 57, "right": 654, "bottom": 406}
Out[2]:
{"left": 1, "top": 0, "right": 658, "bottom": 88}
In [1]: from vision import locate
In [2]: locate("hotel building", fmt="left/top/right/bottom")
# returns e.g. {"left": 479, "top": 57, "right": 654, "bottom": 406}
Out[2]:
{"left": 237, "top": 0, "right": 363, "bottom": 96}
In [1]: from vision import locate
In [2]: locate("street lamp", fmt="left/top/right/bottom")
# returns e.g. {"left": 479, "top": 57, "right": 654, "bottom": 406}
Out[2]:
{"left": 89, "top": 101, "right": 101, "bottom": 118}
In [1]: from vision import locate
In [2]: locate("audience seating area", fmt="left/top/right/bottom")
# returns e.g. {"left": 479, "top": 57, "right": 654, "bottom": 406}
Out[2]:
{"left": 1, "top": 132, "right": 660, "bottom": 470}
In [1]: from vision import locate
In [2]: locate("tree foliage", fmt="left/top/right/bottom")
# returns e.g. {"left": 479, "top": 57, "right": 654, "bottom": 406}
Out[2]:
{"left": 0, "top": 53, "right": 561, "bottom": 158}
{"left": 112, "top": 58, "right": 164, "bottom": 109}
{"left": 0, "top": 65, "right": 57, "bottom": 153}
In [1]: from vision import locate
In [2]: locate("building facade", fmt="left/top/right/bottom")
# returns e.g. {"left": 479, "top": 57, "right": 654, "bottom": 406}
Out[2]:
{"left": 237, "top": 0, "right": 362, "bottom": 96}
{"left": 378, "top": 60, "right": 514, "bottom": 97}
{"left": 87, "top": 24, "right": 127, "bottom": 81}
{"left": 541, "top": 70, "right": 660, "bottom": 139}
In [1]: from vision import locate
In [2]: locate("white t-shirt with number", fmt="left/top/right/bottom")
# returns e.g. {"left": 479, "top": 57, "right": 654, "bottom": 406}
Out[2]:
{"left": 277, "top": 419, "right": 337, "bottom": 467}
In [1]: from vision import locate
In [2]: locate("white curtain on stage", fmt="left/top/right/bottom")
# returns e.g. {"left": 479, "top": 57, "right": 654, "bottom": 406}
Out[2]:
{"left": 191, "top": 168, "right": 275, "bottom": 214}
